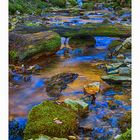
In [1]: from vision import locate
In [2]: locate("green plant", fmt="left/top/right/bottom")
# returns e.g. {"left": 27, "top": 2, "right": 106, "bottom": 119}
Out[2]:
{"left": 117, "top": 129, "right": 131, "bottom": 140}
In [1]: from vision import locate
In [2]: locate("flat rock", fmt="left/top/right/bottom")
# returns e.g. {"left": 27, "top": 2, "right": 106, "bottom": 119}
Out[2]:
{"left": 101, "top": 75, "right": 131, "bottom": 83}
{"left": 45, "top": 73, "right": 78, "bottom": 97}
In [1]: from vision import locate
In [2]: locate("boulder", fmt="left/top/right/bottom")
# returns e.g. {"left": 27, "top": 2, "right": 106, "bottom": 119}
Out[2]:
{"left": 45, "top": 73, "right": 78, "bottom": 97}
{"left": 24, "top": 101, "right": 78, "bottom": 140}
{"left": 9, "top": 31, "right": 61, "bottom": 61}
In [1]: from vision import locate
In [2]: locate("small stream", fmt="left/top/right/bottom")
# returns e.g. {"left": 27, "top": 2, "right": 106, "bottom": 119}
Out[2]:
{"left": 9, "top": 36, "right": 131, "bottom": 140}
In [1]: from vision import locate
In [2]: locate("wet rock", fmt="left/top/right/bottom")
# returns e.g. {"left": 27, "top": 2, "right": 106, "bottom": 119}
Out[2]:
{"left": 105, "top": 63, "right": 124, "bottom": 72}
{"left": 24, "top": 101, "right": 78, "bottom": 140}
{"left": 45, "top": 73, "right": 78, "bottom": 97}
{"left": 101, "top": 75, "right": 131, "bottom": 83}
{"left": 116, "top": 54, "right": 125, "bottom": 60}
{"left": 9, "top": 31, "right": 61, "bottom": 61}
{"left": 114, "top": 95, "right": 131, "bottom": 102}
{"left": 118, "top": 67, "right": 131, "bottom": 76}
{"left": 113, "top": 37, "right": 131, "bottom": 56}
{"left": 64, "top": 99, "right": 88, "bottom": 113}
{"left": 27, "top": 64, "right": 42, "bottom": 73}
{"left": 83, "top": 82, "right": 100, "bottom": 95}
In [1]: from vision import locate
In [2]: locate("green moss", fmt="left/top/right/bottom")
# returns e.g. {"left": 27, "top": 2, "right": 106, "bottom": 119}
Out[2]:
{"left": 118, "top": 112, "right": 131, "bottom": 133}
{"left": 58, "top": 24, "right": 131, "bottom": 38}
{"left": 19, "top": 32, "right": 61, "bottom": 61}
{"left": 9, "top": 50, "right": 18, "bottom": 61}
{"left": 24, "top": 22, "right": 41, "bottom": 27}
{"left": 117, "top": 129, "right": 131, "bottom": 140}
{"left": 108, "top": 40, "right": 122, "bottom": 51}
{"left": 68, "top": 0, "right": 77, "bottom": 6}
{"left": 9, "top": 0, "right": 48, "bottom": 15}
{"left": 82, "top": 2, "right": 94, "bottom": 10}
{"left": 24, "top": 101, "right": 77, "bottom": 140}
{"left": 49, "top": 0, "right": 66, "bottom": 8}
{"left": 69, "top": 9, "right": 80, "bottom": 16}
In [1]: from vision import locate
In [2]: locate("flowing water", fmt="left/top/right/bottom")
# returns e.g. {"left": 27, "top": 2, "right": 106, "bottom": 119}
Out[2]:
{"left": 9, "top": 36, "right": 131, "bottom": 140}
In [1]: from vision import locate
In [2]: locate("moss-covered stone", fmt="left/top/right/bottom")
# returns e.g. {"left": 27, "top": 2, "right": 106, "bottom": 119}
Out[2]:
{"left": 9, "top": 31, "right": 61, "bottom": 61}
{"left": 118, "top": 112, "right": 131, "bottom": 133}
{"left": 47, "top": 23, "right": 131, "bottom": 38}
{"left": 108, "top": 40, "right": 122, "bottom": 51}
{"left": 117, "top": 129, "right": 131, "bottom": 140}
{"left": 24, "top": 101, "right": 78, "bottom": 140}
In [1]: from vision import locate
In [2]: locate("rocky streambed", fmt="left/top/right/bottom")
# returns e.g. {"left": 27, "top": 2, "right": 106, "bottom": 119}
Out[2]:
{"left": 9, "top": 34, "right": 131, "bottom": 140}
{"left": 9, "top": 4, "right": 131, "bottom": 140}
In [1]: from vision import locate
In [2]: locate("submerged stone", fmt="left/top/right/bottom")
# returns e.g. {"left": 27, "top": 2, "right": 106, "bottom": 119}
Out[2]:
{"left": 45, "top": 73, "right": 78, "bottom": 97}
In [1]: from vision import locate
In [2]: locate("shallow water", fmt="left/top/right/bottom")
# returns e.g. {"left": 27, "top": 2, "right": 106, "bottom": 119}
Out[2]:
{"left": 9, "top": 36, "right": 131, "bottom": 139}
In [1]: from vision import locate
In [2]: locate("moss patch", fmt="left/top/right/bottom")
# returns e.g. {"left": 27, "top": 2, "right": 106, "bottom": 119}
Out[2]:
{"left": 9, "top": 31, "right": 61, "bottom": 61}
{"left": 50, "top": 23, "right": 131, "bottom": 38}
{"left": 24, "top": 101, "right": 78, "bottom": 140}
{"left": 108, "top": 40, "right": 122, "bottom": 51}
{"left": 117, "top": 129, "right": 131, "bottom": 140}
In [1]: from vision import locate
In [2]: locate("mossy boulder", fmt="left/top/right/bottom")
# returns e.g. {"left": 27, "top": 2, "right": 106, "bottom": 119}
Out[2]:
{"left": 117, "top": 129, "right": 131, "bottom": 140}
{"left": 9, "top": 31, "right": 61, "bottom": 62}
{"left": 24, "top": 101, "right": 78, "bottom": 140}
{"left": 47, "top": 23, "right": 131, "bottom": 38}
{"left": 118, "top": 112, "right": 131, "bottom": 133}
{"left": 108, "top": 40, "right": 122, "bottom": 52}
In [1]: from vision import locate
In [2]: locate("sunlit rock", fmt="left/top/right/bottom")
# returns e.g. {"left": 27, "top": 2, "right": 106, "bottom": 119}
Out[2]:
{"left": 83, "top": 82, "right": 100, "bottom": 95}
